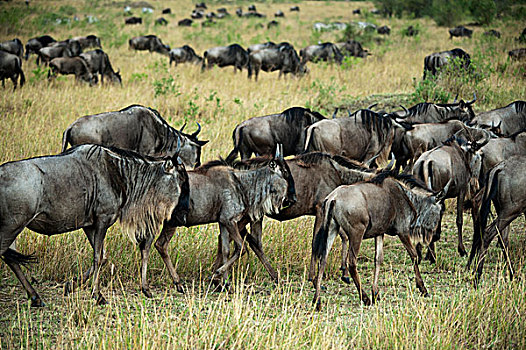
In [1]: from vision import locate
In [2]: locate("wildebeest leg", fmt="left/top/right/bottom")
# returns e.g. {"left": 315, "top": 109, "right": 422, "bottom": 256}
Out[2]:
{"left": 4, "top": 258, "right": 44, "bottom": 307}
{"left": 308, "top": 213, "right": 323, "bottom": 282}
{"left": 243, "top": 220, "right": 279, "bottom": 282}
{"left": 456, "top": 191, "right": 467, "bottom": 257}
{"left": 139, "top": 236, "right": 155, "bottom": 298}
{"left": 214, "top": 222, "right": 246, "bottom": 285}
{"left": 425, "top": 202, "right": 444, "bottom": 263}
{"left": 372, "top": 235, "right": 384, "bottom": 303}
{"left": 347, "top": 224, "right": 371, "bottom": 305}
{"left": 90, "top": 224, "right": 108, "bottom": 305}
{"left": 467, "top": 203, "right": 482, "bottom": 269}
{"left": 340, "top": 229, "right": 350, "bottom": 284}
{"left": 154, "top": 225, "right": 184, "bottom": 293}
{"left": 399, "top": 235, "right": 428, "bottom": 297}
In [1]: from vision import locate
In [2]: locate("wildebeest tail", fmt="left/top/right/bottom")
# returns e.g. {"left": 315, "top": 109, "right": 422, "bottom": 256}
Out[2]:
{"left": 1, "top": 248, "right": 37, "bottom": 266}
{"left": 61, "top": 127, "right": 72, "bottom": 152}
{"left": 313, "top": 199, "right": 336, "bottom": 260}
{"left": 16, "top": 58, "right": 25, "bottom": 87}
{"left": 303, "top": 125, "right": 317, "bottom": 152}
{"left": 226, "top": 126, "right": 243, "bottom": 163}
{"left": 479, "top": 169, "right": 500, "bottom": 236}
{"left": 201, "top": 51, "right": 207, "bottom": 71}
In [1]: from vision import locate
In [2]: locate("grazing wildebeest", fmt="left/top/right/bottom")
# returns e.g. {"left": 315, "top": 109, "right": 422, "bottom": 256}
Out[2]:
{"left": 247, "top": 45, "right": 307, "bottom": 81}
{"left": 509, "top": 48, "right": 526, "bottom": 61}
{"left": 0, "top": 144, "right": 189, "bottom": 306}
{"left": 196, "top": 2, "right": 207, "bottom": 9}
{"left": 393, "top": 96, "right": 477, "bottom": 124}
{"left": 38, "top": 39, "right": 82, "bottom": 65}
{"left": 449, "top": 26, "right": 473, "bottom": 39}
{"left": 353, "top": 9, "right": 361, "bottom": 14}
{"left": 470, "top": 156, "right": 526, "bottom": 283}
{"left": 71, "top": 35, "right": 101, "bottom": 50}
{"left": 275, "top": 10, "right": 284, "bottom": 17}
{"left": 405, "top": 25, "right": 419, "bottom": 36}
{"left": 377, "top": 25, "right": 391, "bottom": 35}
{"left": 191, "top": 9, "right": 204, "bottom": 19}
{"left": 290, "top": 6, "right": 300, "bottom": 11}
{"left": 169, "top": 45, "right": 203, "bottom": 66}
{"left": 312, "top": 170, "right": 444, "bottom": 308}
{"left": 178, "top": 18, "right": 193, "bottom": 26}
{"left": 304, "top": 109, "right": 406, "bottom": 167}
{"left": 162, "top": 8, "right": 171, "bottom": 14}
{"left": 25, "top": 35, "right": 56, "bottom": 62}
{"left": 423, "top": 48, "right": 471, "bottom": 79}
{"left": 267, "top": 20, "right": 279, "bottom": 29}
{"left": 155, "top": 17, "right": 168, "bottom": 25}
{"left": 0, "top": 38, "right": 24, "bottom": 59}
{"left": 336, "top": 40, "right": 369, "bottom": 58}
{"left": 125, "top": 16, "right": 143, "bottom": 24}
{"left": 413, "top": 132, "right": 491, "bottom": 259}
{"left": 300, "top": 42, "right": 343, "bottom": 64}
{"left": 48, "top": 56, "right": 95, "bottom": 85}
{"left": 80, "top": 49, "right": 122, "bottom": 85}
{"left": 156, "top": 147, "right": 296, "bottom": 289}
{"left": 217, "top": 7, "right": 228, "bottom": 14}
{"left": 0, "top": 50, "right": 25, "bottom": 89}
{"left": 61, "top": 105, "right": 208, "bottom": 169}
{"left": 228, "top": 107, "right": 326, "bottom": 159}
{"left": 483, "top": 30, "right": 501, "bottom": 39}
{"left": 469, "top": 101, "right": 526, "bottom": 136}
{"left": 202, "top": 44, "right": 248, "bottom": 72}
{"left": 129, "top": 35, "right": 170, "bottom": 56}
{"left": 248, "top": 4, "right": 256, "bottom": 11}
{"left": 247, "top": 41, "right": 277, "bottom": 53}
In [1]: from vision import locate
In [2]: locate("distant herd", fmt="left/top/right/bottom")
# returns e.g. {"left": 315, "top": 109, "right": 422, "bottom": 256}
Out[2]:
{"left": 1, "top": 3, "right": 526, "bottom": 310}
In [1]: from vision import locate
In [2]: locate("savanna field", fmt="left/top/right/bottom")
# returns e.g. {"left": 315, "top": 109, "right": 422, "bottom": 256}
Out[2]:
{"left": 1, "top": 0, "right": 526, "bottom": 348}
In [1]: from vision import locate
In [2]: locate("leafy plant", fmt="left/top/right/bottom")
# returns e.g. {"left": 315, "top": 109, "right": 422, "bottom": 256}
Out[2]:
{"left": 153, "top": 77, "right": 181, "bottom": 97}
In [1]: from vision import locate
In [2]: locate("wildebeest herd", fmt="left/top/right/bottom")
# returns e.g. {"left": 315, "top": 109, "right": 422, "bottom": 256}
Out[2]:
{"left": 1, "top": 3, "right": 525, "bottom": 311}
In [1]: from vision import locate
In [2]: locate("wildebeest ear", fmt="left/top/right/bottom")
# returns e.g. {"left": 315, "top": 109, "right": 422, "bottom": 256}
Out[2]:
{"left": 163, "top": 159, "right": 176, "bottom": 173}
{"left": 197, "top": 139, "right": 209, "bottom": 146}
{"left": 436, "top": 178, "right": 452, "bottom": 202}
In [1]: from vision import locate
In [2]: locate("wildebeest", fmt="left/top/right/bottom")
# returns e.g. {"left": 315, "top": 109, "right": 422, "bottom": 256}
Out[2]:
{"left": 304, "top": 109, "right": 405, "bottom": 167}
{"left": 477, "top": 130, "right": 526, "bottom": 182}
{"left": 178, "top": 18, "right": 193, "bottom": 26}
{"left": 61, "top": 105, "right": 208, "bottom": 169}
{"left": 393, "top": 96, "right": 477, "bottom": 124}
{"left": 125, "top": 16, "right": 143, "bottom": 24}
{"left": 247, "top": 44, "right": 307, "bottom": 81}
{"left": 470, "top": 155, "right": 526, "bottom": 283}
{"left": 25, "top": 35, "right": 56, "bottom": 62}
{"left": 48, "top": 57, "right": 95, "bottom": 85}
{"left": 300, "top": 42, "right": 343, "bottom": 64}
{"left": 519, "top": 27, "right": 526, "bottom": 43}
{"left": 353, "top": 9, "right": 361, "bottom": 14}
{"left": 377, "top": 25, "right": 391, "bottom": 35}
{"left": 202, "top": 44, "right": 248, "bottom": 72}
{"left": 336, "top": 40, "right": 369, "bottom": 58}
{"left": 509, "top": 48, "right": 526, "bottom": 61}
{"left": 423, "top": 48, "right": 471, "bottom": 79}
{"left": 267, "top": 20, "right": 279, "bottom": 29}
{"left": 71, "top": 35, "right": 101, "bottom": 50}
{"left": 38, "top": 39, "right": 82, "bottom": 66}
{"left": 0, "top": 51, "right": 25, "bottom": 89}
{"left": 275, "top": 10, "right": 284, "bottom": 17}
{"left": 312, "top": 170, "right": 444, "bottom": 308}
{"left": 228, "top": 107, "right": 326, "bottom": 159}
{"left": 483, "top": 30, "right": 501, "bottom": 39}
{"left": 413, "top": 132, "right": 491, "bottom": 259}
{"left": 191, "top": 10, "right": 204, "bottom": 19}
{"left": 0, "top": 38, "right": 24, "bottom": 59}
{"left": 162, "top": 8, "right": 171, "bottom": 14}
{"left": 290, "top": 6, "right": 300, "bottom": 11}
{"left": 248, "top": 4, "right": 256, "bottom": 11}
{"left": 155, "top": 17, "right": 168, "bottom": 25}
{"left": 156, "top": 147, "right": 296, "bottom": 289}
{"left": 80, "top": 49, "right": 121, "bottom": 85}
{"left": 169, "top": 45, "right": 203, "bottom": 66}
{"left": 0, "top": 144, "right": 189, "bottom": 306}
{"left": 449, "top": 26, "right": 473, "bottom": 39}
{"left": 247, "top": 41, "right": 277, "bottom": 53}
{"left": 129, "top": 35, "right": 170, "bottom": 56}
{"left": 405, "top": 25, "right": 419, "bottom": 36}
{"left": 469, "top": 101, "right": 526, "bottom": 136}
{"left": 195, "top": 2, "right": 207, "bottom": 9}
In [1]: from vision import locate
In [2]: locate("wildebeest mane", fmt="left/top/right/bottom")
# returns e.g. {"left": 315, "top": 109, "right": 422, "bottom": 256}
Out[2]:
{"left": 282, "top": 107, "right": 325, "bottom": 124}
{"left": 506, "top": 128, "right": 526, "bottom": 140}
{"left": 193, "top": 158, "right": 230, "bottom": 173}
{"left": 331, "top": 154, "right": 372, "bottom": 172}
{"left": 512, "top": 100, "right": 525, "bottom": 114}
{"left": 369, "top": 170, "right": 430, "bottom": 192}
{"left": 442, "top": 134, "right": 468, "bottom": 147}
{"left": 352, "top": 109, "right": 393, "bottom": 133}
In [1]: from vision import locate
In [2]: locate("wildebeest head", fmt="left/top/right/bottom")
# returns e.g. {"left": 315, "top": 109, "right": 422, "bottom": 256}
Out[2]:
{"left": 165, "top": 140, "right": 190, "bottom": 226}
{"left": 176, "top": 122, "right": 209, "bottom": 168}
{"left": 270, "top": 144, "right": 297, "bottom": 208}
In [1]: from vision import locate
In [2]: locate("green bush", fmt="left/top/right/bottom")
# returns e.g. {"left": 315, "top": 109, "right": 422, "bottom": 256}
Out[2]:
{"left": 469, "top": 0, "right": 497, "bottom": 25}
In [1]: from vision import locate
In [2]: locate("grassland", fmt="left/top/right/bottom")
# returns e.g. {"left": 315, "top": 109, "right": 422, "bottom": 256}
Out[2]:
{"left": 0, "top": 1, "right": 525, "bottom": 349}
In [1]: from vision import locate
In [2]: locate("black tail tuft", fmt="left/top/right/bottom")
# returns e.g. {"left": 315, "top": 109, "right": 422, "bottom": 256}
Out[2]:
{"left": 1, "top": 248, "right": 37, "bottom": 266}
{"left": 313, "top": 200, "right": 335, "bottom": 260}
{"left": 479, "top": 169, "right": 500, "bottom": 237}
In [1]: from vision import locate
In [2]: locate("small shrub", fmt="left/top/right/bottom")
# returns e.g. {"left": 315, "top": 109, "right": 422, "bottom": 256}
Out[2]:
{"left": 153, "top": 77, "right": 181, "bottom": 97}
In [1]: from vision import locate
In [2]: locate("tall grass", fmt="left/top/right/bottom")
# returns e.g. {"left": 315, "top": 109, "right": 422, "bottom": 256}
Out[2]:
{"left": 0, "top": 1, "right": 525, "bottom": 348}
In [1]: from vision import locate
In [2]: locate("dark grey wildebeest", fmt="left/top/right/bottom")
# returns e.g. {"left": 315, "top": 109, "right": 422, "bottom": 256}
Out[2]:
{"left": 377, "top": 25, "right": 391, "bottom": 35}
{"left": 72, "top": 35, "right": 101, "bottom": 50}
{"left": 393, "top": 96, "right": 477, "bottom": 124}
{"left": 336, "top": 40, "right": 369, "bottom": 58}
{"left": 483, "top": 30, "right": 501, "bottom": 39}
{"left": 0, "top": 50, "right": 25, "bottom": 89}
{"left": 61, "top": 105, "right": 208, "bottom": 169}
{"left": 80, "top": 49, "right": 121, "bottom": 85}
{"left": 125, "top": 16, "right": 142, "bottom": 24}
{"left": 247, "top": 44, "right": 307, "bottom": 81}
{"left": 155, "top": 147, "right": 296, "bottom": 290}
{"left": 25, "top": 35, "right": 56, "bottom": 63}
{"left": 423, "top": 48, "right": 471, "bottom": 79}
{"left": 0, "top": 144, "right": 189, "bottom": 306}
{"left": 247, "top": 41, "right": 277, "bottom": 53}
{"left": 38, "top": 39, "right": 82, "bottom": 66}
{"left": 129, "top": 35, "right": 170, "bottom": 56}
{"left": 449, "top": 26, "right": 473, "bottom": 39}
{"left": 0, "top": 38, "right": 24, "bottom": 59}
{"left": 304, "top": 109, "right": 406, "bottom": 167}
{"left": 509, "top": 48, "right": 526, "bottom": 61}
{"left": 300, "top": 42, "right": 344, "bottom": 64}
{"left": 169, "top": 45, "right": 203, "bottom": 66}
{"left": 228, "top": 106, "right": 326, "bottom": 160}
{"left": 48, "top": 56, "right": 95, "bottom": 85}
{"left": 413, "top": 132, "right": 491, "bottom": 259}
{"left": 202, "top": 44, "right": 249, "bottom": 72}
{"left": 312, "top": 170, "right": 444, "bottom": 308}
{"left": 470, "top": 156, "right": 526, "bottom": 283}
{"left": 469, "top": 101, "right": 526, "bottom": 136}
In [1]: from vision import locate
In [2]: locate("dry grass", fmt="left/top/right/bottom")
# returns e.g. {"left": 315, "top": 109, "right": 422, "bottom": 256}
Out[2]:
{"left": 1, "top": 1, "right": 525, "bottom": 349}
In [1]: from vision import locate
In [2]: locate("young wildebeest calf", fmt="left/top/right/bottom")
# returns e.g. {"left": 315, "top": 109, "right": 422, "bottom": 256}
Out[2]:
{"left": 0, "top": 144, "right": 189, "bottom": 306}
{"left": 155, "top": 147, "right": 296, "bottom": 292}
{"left": 49, "top": 56, "right": 95, "bottom": 85}
{"left": 312, "top": 171, "right": 444, "bottom": 309}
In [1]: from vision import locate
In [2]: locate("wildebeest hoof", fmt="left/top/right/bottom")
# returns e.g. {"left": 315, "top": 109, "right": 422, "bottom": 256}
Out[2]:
{"left": 175, "top": 283, "right": 185, "bottom": 294}
{"left": 341, "top": 276, "right": 351, "bottom": 284}
{"left": 30, "top": 296, "right": 45, "bottom": 307}
{"left": 313, "top": 298, "right": 322, "bottom": 311}
{"left": 423, "top": 292, "right": 430, "bottom": 298}
{"left": 362, "top": 295, "right": 372, "bottom": 306}
{"left": 424, "top": 251, "right": 436, "bottom": 264}
{"left": 96, "top": 293, "right": 108, "bottom": 306}
{"left": 142, "top": 288, "right": 153, "bottom": 298}
{"left": 458, "top": 246, "right": 467, "bottom": 257}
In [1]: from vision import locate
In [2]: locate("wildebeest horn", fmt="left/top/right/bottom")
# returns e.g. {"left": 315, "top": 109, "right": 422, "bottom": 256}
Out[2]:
{"left": 436, "top": 178, "right": 452, "bottom": 202}
{"left": 191, "top": 122, "right": 201, "bottom": 137}
{"left": 332, "top": 108, "right": 338, "bottom": 119}
{"left": 467, "top": 92, "right": 477, "bottom": 105}
{"left": 367, "top": 103, "right": 378, "bottom": 110}
{"left": 398, "top": 105, "right": 409, "bottom": 118}
{"left": 473, "top": 129, "right": 491, "bottom": 149}
{"left": 364, "top": 153, "right": 380, "bottom": 168}
{"left": 275, "top": 143, "right": 283, "bottom": 159}
{"left": 453, "top": 94, "right": 458, "bottom": 103}
{"left": 179, "top": 122, "right": 187, "bottom": 132}
{"left": 347, "top": 109, "right": 352, "bottom": 117}
{"left": 385, "top": 153, "right": 396, "bottom": 171}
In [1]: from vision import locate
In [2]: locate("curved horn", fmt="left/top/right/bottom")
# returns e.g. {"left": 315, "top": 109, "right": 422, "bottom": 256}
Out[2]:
{"left": 385, "top": 152, "right": 396, "bottom": 171}
{"left": 179, "top": 122, "right": 187, "bottom": 132}
{"left": 398, "top": 105, "right": 409, "bottom": 118}
{"left": 275, "top": 143, "right": 282, "bottom": 159}
{"left": 332, "top": 108, "right": 338, "bottom": 119}
{"left": 347, "top": 109, "right": 352, "bottom": 117}
{"left": 453, "top": 94, "right": 458, "bottom": 103}
{"left": 467, "top": 92, "right": 477, "bottom": 105}
{"left": 364, "top": 153, "right": 380, "bottom": 168}
{"left": 191, "top": 122, "right": 201, "bottom": 138}
{"left": 367, "top": 103, "right": 378, "bottom": 110}
{"left": 474, "top": 129, "right": 491, "bottom": 149}
{"left": 436, "top": 178, "right": 453, "bottom": 202}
